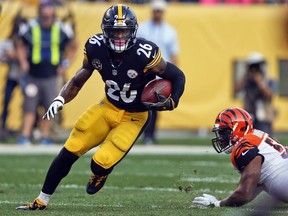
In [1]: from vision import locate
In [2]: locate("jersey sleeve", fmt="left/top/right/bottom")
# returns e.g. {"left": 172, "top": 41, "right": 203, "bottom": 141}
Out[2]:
{"left": 83, "top": 36, "right": 95, "bottom": 68}
{"left": 83, "top": 34, "right": 105, "bottom": 70}
{"left": 144, "top": 47, "right": 162, "bottom": 72}
{"left": 231, "top": 142, "right": 260, "bottom": 171}
{"left": 136, "top": 39, "right": 162, "bottom": 73}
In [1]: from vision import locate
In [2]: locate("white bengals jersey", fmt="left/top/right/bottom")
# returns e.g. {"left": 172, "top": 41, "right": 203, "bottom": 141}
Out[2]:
{"left": 231, "top": 129, "right": 288, "bottom": 202}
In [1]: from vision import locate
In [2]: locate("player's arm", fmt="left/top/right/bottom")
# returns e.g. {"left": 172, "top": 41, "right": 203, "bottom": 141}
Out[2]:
{"left": 43, "top": 58, "right": 94, "bottom": 120}
{"left": 147, "top": 58, "right": 185, "bottom": 111}
{"left": 220, "top": 155, "right": 263, "bottom": 207}
{"left": 193, "top": 155, "right": 263, "bottom": 208}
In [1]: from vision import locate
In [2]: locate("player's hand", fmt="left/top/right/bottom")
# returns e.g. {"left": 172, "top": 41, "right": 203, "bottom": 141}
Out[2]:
{"left": 193, "top": 194, "right": 221, "bottom": 208}
{"left": 42, "top": 96, "right": 65, "bottom": 120}
{"left": 144, "top": 92, "right": 175, "bottom": 111}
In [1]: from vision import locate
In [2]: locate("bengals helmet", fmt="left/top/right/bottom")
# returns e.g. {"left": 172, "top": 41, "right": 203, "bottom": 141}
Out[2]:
{"left": 212, "top": 108, "right": 253, "bottom": 154}
{"left": 101, "top": 4, "right": 138, "bottom": 53}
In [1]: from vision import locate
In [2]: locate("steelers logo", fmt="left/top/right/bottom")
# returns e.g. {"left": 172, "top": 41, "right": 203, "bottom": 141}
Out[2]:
{"left": 127, "top": 69, "right": 138, "bottom": 79}
{"left": 92, "top": 58, "right": 102, "bottom": 71}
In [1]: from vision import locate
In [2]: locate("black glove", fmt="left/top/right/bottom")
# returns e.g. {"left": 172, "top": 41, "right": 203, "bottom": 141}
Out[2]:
{"left": 144, "top": 92, "right": 175, "bottom": 111}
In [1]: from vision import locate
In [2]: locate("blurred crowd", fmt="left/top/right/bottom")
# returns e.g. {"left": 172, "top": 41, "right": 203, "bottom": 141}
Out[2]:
{"left": 0, "top": 1, "right": 77, "bottom": 144}
{"left": 0, "top": 0, "right": 285, "bottom": 145}
{"left": 2, "top": 0, "right": 288, "bottom": 5}
{"left": 79, "top": 0, "right": 287, "bottom": 4}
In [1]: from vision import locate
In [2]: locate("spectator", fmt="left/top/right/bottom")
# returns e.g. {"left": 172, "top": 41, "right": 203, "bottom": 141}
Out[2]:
{"left": 234, "top": 52, "right": 277, "bottom": 136}
{"left": 16, "top": 2, "right": 78, "bottom": 145}
{"left": 199, "top": 0, "right": 264, "bottom": 5}
{"left": 137, "top": 0, "right": 179, "bottom": 144}
{"left": 0, "top": 12, "right": 26, "bottom": 141}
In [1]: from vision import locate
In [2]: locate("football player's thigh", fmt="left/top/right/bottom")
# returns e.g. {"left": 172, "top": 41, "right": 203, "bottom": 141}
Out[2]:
{"left": 93, "top": 112, "right": 149, "bottom": 169}
{"left": 64, "top": 104, "right": 111, "bottom": 156}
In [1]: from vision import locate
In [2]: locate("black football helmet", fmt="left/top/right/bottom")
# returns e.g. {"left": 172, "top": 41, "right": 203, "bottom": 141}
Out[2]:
{"left": 101, "top": 4, "right": 138, "bottom": 53}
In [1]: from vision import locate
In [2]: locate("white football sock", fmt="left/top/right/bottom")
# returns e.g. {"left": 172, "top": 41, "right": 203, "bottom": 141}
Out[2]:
{"left": 37, "top": 191, "right": 51, "bottom": 205}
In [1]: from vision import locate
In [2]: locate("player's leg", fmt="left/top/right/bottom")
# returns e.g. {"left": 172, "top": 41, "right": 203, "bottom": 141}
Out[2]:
{"left": 16, "top": 103, "right": 111, "bottom": 210}
{"left": 86, "top": 110, "right": 150, "bottom": 194}
{"left": 16, "top": 147, "right": 79, "bottom": 210}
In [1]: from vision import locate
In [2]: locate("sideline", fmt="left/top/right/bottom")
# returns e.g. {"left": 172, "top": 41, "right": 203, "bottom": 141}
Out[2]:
{"left": 0, "top": 144, "right": 216, "bottom": 155}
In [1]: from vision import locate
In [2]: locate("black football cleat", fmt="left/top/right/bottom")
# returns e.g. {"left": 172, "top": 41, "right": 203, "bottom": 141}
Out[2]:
{"left": 16, "top": 198, "right": 47, "bottom": 210}
{"left": 86, "top": 174, "right": 108, "bottom": 194}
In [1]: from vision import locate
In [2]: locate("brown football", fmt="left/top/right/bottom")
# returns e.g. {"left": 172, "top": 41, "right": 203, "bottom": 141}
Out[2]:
{"left": 141, "top": 79, "right": 172, "bottom": 103}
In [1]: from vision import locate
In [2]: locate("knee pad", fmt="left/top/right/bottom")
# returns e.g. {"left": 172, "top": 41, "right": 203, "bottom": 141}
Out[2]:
{"left": 90, "top": 159, "right": 113, "bottom": 176}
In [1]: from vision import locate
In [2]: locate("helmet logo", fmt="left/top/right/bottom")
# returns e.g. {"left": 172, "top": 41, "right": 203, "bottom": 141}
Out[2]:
{"left": 114, "top": 15, "right": 118, "bottom": 22}
{"left": 114, "top": 15, "right": 126, "bottom": 26}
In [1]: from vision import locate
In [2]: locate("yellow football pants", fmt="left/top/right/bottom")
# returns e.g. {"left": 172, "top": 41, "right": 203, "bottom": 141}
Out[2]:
{"left": 64, "top": 97, "right": 150, "bottom": 169}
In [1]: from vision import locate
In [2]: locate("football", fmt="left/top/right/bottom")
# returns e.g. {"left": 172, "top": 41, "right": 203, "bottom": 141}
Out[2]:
{"left": 141, "top": 79, "right": 172, "bottom": 103}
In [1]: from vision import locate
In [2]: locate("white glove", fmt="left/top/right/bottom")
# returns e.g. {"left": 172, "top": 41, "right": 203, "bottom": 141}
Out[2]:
{"left": 43, "top": 96, "right": 65, "bottom": 120}
{"left": 193, "top": 194, "right": 221, "bottom": 208}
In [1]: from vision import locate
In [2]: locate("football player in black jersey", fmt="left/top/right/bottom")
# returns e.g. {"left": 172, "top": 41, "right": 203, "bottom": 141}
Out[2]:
{"left": 17, "top": 4, "right": 185, "bottom": 210}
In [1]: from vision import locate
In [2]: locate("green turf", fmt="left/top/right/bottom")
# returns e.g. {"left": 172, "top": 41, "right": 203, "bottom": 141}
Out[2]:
{"left": 0, "top": 153, "right": 287, "bottom": 215}
{"left": 3, "top": 129, "right": 288, "bottom": 146}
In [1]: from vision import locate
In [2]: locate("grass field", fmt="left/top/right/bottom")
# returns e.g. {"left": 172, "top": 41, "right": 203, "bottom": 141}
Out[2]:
{"left": 0, "top": 149, "right": 287, "bottom": 216}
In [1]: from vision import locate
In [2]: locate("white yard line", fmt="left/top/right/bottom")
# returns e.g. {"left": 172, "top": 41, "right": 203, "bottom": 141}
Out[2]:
{"left": 0, "top": 144, "right": 216, "bottom": 155}
{"left": 0, "top": 182, "right": 231, "bottom": 194}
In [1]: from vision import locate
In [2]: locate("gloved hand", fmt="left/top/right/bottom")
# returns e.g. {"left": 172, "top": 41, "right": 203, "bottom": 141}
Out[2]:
{"left": 144, "top": 92, "right": 175, "bottom": 111}
{"left": 193, "top": 194, "right": 221, "bottom": 208}
{"left": 42, "top": 96, "right": 65, "bottom": 120}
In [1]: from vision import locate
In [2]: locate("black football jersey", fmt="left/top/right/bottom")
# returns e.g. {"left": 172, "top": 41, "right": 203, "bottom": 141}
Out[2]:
{"left": 84, "top": 34, "right": 162, "bottom": 112}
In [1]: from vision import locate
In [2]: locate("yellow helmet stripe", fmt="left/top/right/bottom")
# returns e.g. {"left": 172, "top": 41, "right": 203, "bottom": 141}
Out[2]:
{"left": 117, "top": 4, "right": 123, "bottom": 23}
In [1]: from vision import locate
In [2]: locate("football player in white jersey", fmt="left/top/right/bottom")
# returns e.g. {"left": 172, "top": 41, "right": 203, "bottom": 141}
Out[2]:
{"left": 193, "top": 107, "right": 288, "bottom": 208}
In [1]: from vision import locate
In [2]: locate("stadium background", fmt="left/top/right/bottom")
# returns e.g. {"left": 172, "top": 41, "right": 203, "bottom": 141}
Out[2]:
{"left": 0, "top": 1, "right": 288, "bottom": 133}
